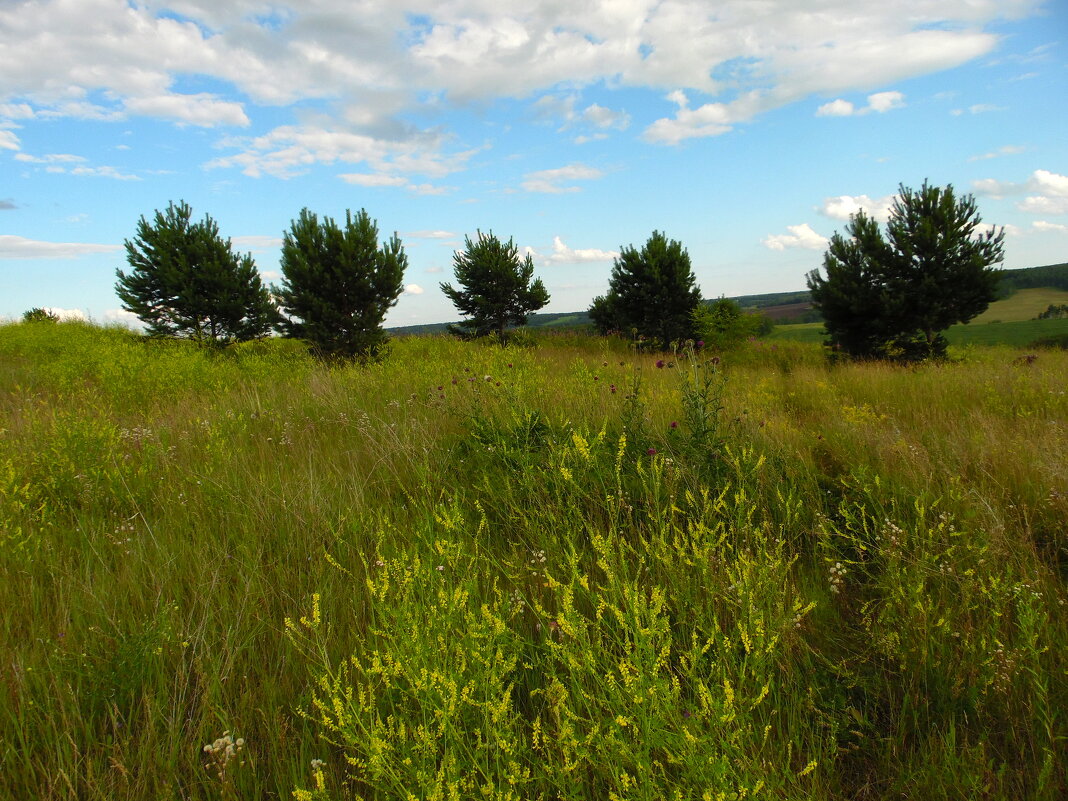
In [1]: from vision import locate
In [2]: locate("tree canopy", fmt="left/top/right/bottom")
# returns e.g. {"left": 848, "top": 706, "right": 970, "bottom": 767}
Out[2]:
{"left": 807, "top": 181, "right": 1005, "bottom": 360}
{"left": 440, "top": 231, "right": 550, "bottom": 339}
{"left": 275, "top": 208, "right": 407, "bottom": 360}
{"left": 589, "top": 230, "right": 702, "bottom": 348}
{"left": 116, "top": 201, "right": 276, "bottom": 344}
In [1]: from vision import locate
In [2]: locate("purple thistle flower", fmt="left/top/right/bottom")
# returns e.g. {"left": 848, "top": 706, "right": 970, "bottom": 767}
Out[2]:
{"left": 656, "top": 359, "right": 665, "bottom": 369}
{"left": 647, "top": 447, "right": 657, "bottom": 455}
{"left": 670, "top": 421, "right": 678, "bottom": 429}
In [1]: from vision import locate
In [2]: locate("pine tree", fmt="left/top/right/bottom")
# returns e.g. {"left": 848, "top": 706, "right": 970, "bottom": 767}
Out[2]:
{"left": 116, "top": 201, "right": 277, "bottom": 344}
{"left": 440, "top": 231, "right": 550, "bottom": 339}
{"left": 807, "top": 181, "right": 1005, "bottom": 360}
{"left": 589, "top": 230, "right": 702, "bottom": 348}
{"left": 275, "top": 208, "right": 407, "bottom": 359}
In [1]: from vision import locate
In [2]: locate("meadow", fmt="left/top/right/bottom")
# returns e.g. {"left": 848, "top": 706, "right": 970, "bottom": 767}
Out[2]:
{"left": 0, "top": 321, "right": 1065, "bottom": 800}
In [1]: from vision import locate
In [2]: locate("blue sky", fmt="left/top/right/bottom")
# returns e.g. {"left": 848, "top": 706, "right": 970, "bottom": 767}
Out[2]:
{"left": 1, "top": 0, "right": 1066, "bottom": 327}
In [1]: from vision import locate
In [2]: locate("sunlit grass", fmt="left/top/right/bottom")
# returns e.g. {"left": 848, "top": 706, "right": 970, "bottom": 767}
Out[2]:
{"left": 1, "top": 321, "right": 1065, "bottom": 800}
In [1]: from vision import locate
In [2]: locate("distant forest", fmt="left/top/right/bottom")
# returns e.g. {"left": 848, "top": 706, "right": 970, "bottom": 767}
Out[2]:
{"left": 389, "top": 262, "right": 1068, "bottom": 335}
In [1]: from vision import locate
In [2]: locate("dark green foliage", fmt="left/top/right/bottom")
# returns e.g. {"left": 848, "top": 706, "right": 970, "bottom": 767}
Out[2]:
{"left": 116, "top": 201, "right": 277, "bottom": 344}
{"left": 589, "top": 230, "right": 702, "bottom": 348}
{"left": 693, "top": 298, "right": 770, "bottom": 349}
{"left": 1037, "top": 304, "right": 1068, "bottom": 320}
{"left": 1000, "top": 262, "right": 1068, "bottom": 294}
{"left": 807, "top": 181, "right": 1004, "bottom": 360}
{"left": 440, "top": 231, "right": 550, "bottom": 339}
{"left": 22, "top": 308, "right": 59, "bottom": 323}
{"left": 276, "top": 208, "right": 407, "bottom": 360}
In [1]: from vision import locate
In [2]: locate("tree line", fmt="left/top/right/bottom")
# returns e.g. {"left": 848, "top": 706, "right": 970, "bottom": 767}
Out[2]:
{"left": 101, "top": 180, "right": 1004, "bottom": 362}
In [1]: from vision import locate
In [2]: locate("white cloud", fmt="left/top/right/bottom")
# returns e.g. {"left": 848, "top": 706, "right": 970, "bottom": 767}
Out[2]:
{"left": 951, "top": 103, "right": 1006, "bottom": 116}
{"left": 818, "top": 194, "right": 897, "bottom": 222}
{"left": 581, "top": 103, "right": 630, "bottom": 130}
{"left": 1032, "top": 221, "right": 1067, "bottom": 233}
{"left": 425, "top": 265, "right": 445, "bottom": 274}
{"left": 973, "top": 169, "right": 1068, "bottom": 215}
{"left": 104, "top": 308, "right": 142, "bottom": 328}
{"left": 522, "top": 163, "right": 603, "bottom": 193}
{"left": 867, "top": 91, "right": 906, "bottom": 113}
{"left": 340, "top": 173, "right": 409, "bottom": 187}
{"left": 259, "top": 269, "right": 281, "bottom": 280}
{"left": 0, "top": 235, "right": 121, "bottom": 259}
{"left": 404, "top": 283, "right": 425, "bottom": 295}
{"left": 68, "top": 165, "right": 140, "bottom": 180}
{"left": 0, "top": 1, "right": 1019, "bottom": 152}
{"left": 232, "top": 235, "right": 283, "bottom": 250}
{"left": 763, "top": 223, "right": 828, "bottom": 251}
{"left": 124, "top": 93, "right": 249, "bottom": 128}
{"left": 44, "top": 307, "right": 87, "bottom": 321}
{"left": 968, "top": 144, "right": 1025, "bottom": 161}
{"left": 208, "top": 125, "right": 482, "bottom": 180}
{"left": 815, "top": 99, "right": 855, "bottom": 117}
{"left": 543, "top": 236, "right": 618, "bottom": 265}
{"left": 406, "top": 230, "right": 455, "bottom": 239}
{"left": 816, "top": 91, "right": 904, "bottom": 117}
{"left": 15, "top": 152, "right": 87, "bottom": 164}
{"left": 0, "top": 130, "right": 20, "bottom": 150}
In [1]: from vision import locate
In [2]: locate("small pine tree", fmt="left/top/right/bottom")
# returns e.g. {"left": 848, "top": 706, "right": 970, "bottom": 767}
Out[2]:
{"left": 440, "top": 231, "right": 550, "bottom": 339}
{"left": 116, "top": 201, "right": 277, "bottom": 344}
{"left": 275, "top": 208, "right": 407, "bottom": 360}
{"left": 807, "top": 181, "right": 1004, "bottom": 360}
{"left": 589, "top": 230, "right": 702, "bottom": 348}
{"left": 22, "top": 307, "right": 60, "bottom": 323}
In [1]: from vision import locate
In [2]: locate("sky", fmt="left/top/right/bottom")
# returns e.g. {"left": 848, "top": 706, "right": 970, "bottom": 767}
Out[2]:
{"left": 1, "top": 0, "right": 1066, "bottom": 328}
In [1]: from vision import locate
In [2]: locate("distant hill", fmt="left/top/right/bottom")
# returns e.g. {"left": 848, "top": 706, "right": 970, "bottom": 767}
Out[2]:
{"left": 388, "top": 263, "right": 1068, "bottom": 335}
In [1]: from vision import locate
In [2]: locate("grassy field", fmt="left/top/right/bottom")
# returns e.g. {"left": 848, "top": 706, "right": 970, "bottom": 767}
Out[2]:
{"left": 1, "top": 322, "right": 1065, "bottom": 800}
{"left": 772, "top": 315, "right": 1068, "bottom": 348}
{"left": 971, "top": 288, "right": 1068, "bottom": 324}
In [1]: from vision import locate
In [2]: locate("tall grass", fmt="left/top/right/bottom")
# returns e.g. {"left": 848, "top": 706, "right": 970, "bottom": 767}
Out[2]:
{"left": 1, "top": 321, "right": 1064, "bottom": 800}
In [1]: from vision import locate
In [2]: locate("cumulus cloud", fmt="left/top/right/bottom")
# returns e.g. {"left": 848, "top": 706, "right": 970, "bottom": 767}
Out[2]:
{"left": 104, "top": 308, "right": 142, "bottom": 328}
{"left": 43, "top": 307, "right": 88, "bottom": 321}
{"left": 0, "top": 0, "right": 1021, "bottom": 154}
{"left": 124, "top": 93, "right": 249, "bottom": 127}
{"left": 0, "top": 130, "right": 20, "bottom": 150}
{"left": 0, "top": 235, "right": 121, "bottom": 259}
{"left": 404, "top": 283, "right": 425, "bottom": 295}
{"left": 1032, "top": 221, "right": 1067, "bottom": 233}
{"left": 815, "top": 98, "right": 855, "bottom": 117}
{"left": 973, "top": 169, "right": 1068, "bottom": 215}
{"left": 818, "top": 194, "right": 897, "bottom": 222}
{"left": 763, "top": 224, "right": 828, "bottom": 251}
{"left": 522, "top": 164, "right": 603, "bottom": 193}
{"left": 817, "top": 91, "right": 905, "bottom": 117}
{"left": 425, "top": 265, "right": 445, "bottom": 274}
{"left": 208, "top": 125, "right": 481, "bottom": 181}
{"left": 543, "top": 236, "right": 618, "bottom": 265}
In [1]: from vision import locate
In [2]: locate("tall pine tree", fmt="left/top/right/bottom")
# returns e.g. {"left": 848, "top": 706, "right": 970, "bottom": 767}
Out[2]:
{"left": 275, "top": 208, "right": 407, "bottom": 360}
{"left": 589, "top": 230, "right": 702, "bottom": 348}
{"left": 807, "top": 181, "right": 1004, "bottom": 360}
{"left": 440, "top": 231, "right": 549, "bottom": 339}
{"left": 116, "top": 201, "right": 277, "bottom": 344}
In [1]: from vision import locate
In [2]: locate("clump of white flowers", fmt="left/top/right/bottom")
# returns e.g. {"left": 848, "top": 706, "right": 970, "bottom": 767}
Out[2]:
{"left": 202, "top": 731, "right": 246, "bottom": 782}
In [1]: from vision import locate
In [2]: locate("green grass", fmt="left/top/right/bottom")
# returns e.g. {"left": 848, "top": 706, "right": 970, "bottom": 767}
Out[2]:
{"left": 1, "top": 321, "right": 1065, "bottom": 800}
{"left": 772, "top": 316, "right": 1068, "bottom": 348}
{"left": 972, "top": 287, "right": 1068, "bottom": 324}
